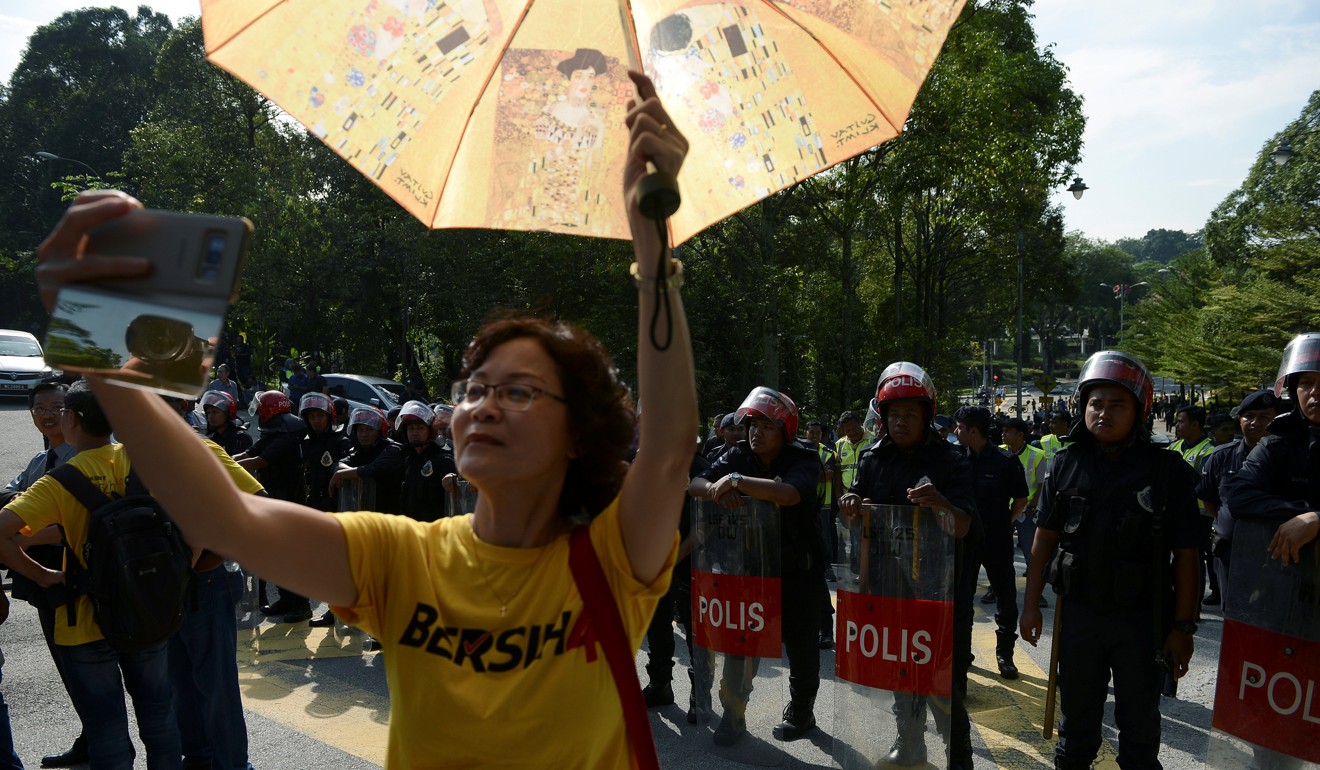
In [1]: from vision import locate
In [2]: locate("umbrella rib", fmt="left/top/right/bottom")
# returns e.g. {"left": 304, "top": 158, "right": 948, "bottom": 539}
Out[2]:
{"left": 754, "top": 0, "right": 904, "bottom": 136}
{"left": 203, "top": 0, "right": 288, "bottom": 55}
{"left": 428, "top": 0, "right": 540, "bottom": 228}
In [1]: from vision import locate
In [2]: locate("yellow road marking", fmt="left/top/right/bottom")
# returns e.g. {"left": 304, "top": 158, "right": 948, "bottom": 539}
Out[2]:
{"left": 969, "top": 588, "right": 1120, "bottom": 769}
{"left": 237, "top": 621, "right": 391, "bottom": 765}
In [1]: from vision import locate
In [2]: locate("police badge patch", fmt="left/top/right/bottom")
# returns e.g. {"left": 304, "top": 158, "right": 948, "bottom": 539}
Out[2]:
{"left": 321, "top": 450, "right": 334, "bottom": 467}
{"left": 421, "top": 460, "right": 434, "bottom": 477}
{"left": 1136, "top": 485, "right": 1155, "bottom": 513}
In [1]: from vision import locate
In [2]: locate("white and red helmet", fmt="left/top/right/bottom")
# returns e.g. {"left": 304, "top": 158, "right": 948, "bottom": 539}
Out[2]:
{"left": 1076, "top": 350, "right": 1154, "bottom": 419}
{"left": 1274, "top": 333, "right": 1320, "bottom": 399}
{"left": 734, "top": 387, "right": 799, "bottom": 440}
{"left": 299, "top": 392, "right": 335, "bottom": 419}
{"left": 200, "top": 390, "right": 238, "bottom": 420}
{"left": 348, "top": 406, "right": 389, "bottom": 434}
{"left": 874, "top": 362, "right": 937, "bottom": 416}
{"left": 395, "top": 400, "right": 434, "bottom": 432}
{"left": 255, "top": 391, "right": 293, "bottom": 424}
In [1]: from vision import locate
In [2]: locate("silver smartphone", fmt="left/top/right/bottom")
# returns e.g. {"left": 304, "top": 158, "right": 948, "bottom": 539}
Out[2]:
{"left": 43, "top": 209, "right": 253, "bottom": 398}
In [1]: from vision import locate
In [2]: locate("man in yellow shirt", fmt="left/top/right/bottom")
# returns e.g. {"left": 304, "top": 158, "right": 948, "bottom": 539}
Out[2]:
{"left": 0, "top": 380, "right": 180, "bottom": 768}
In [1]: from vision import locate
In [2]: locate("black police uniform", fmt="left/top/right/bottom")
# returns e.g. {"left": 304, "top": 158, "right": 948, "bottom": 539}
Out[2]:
{"left": 302, "top": 426, "right": 352, "bottom": 512}
{"left": 963, "top": 442, "right": 1028, "bottom": 666}
{"left": 850, "top": 430, "right": 980, "bottom": 767}
{"left": 1037, "top": 426, "right": 1200, "bottom": 770}
{"left": 247, "top": 415, "right": 306, "bottom": 504}
{"left": 698, "top": 440, "right": 826, "bottom": 716}
{"left": 343, "top": 438, "right": 405, "bottom": 514}
{"left": 1222, "top": 411, "right": 1320, "bottom": 770}
{"left": 248, "top": 413, "right": 310, "bottom": 615}
{"left": 208, "top": 422, "right": 253, "bottom": 458}
{"left": 1195, "top": 440, "right": 1248, "bottom": 610}
{"left": 643, "top": 451, "right": 710, "bottom": 705}
{"left": 1225, "top": 411, "right": 1320, "bottom": 523}
{"left": 399, "top": 441, "right": 456, "bottom": 522}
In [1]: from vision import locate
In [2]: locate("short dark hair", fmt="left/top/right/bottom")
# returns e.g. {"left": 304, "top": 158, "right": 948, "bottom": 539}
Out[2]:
{"left": 1176, "top": 405, "right": 1207, "bottom": 427}
{"left": 805, "top": 420, "right": 824, "bottom": 431}
{"left": 463, "top": 314, "right": 633, "bottom": 521}
{"left": 837, "top": 411, "right": 859, "bottom": 427}
{"left": 63, "top": 379, "right": 112, "bottom": 437}
{"left": 29, "top": 378, "right": 66, "bottom": 408}
{"left": 1005, "top": 417, "right": 1030, "bottom": 434}
{"left": 953, "top": 405, "right": 991, "bottom": 437}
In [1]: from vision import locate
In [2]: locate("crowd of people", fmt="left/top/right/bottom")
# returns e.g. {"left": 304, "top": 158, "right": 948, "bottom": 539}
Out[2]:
{"left": 0, "top": 70, "right": 1313, "bottom": 770}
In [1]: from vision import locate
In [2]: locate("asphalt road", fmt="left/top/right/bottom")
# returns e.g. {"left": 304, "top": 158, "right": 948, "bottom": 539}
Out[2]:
{"left": 0, "top": 397, "right": 1243, "bottom": 769}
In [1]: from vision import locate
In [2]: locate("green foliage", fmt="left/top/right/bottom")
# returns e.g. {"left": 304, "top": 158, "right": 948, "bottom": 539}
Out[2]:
{"left": 1115, "top": 228, "right": 1204, "bottom": 264}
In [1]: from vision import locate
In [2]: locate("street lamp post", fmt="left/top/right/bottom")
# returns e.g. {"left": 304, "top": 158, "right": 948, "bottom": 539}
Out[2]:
{"left": 34, "top": 151, "right": 101, "bottom": 179}
{"left": 1098, "top": 281, "right": 1148, "bottom": 347}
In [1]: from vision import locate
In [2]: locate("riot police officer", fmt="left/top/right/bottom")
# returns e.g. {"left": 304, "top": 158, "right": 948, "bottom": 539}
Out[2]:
{"left": 839, "top": 362, "right": 979, "bottom": 770}
{"left": 1021, "top": 351, "right": 1202, "bottom": 770}
{"left": 235, "top": 391, "right": 311, "bottom": 622}
{"left": 331, "top": 406, "right": 404, "bottom": 514}
{"left": 688, "top": 387, "right": 825, "bottom": 745}
{"left": 1227, "top": 332, "right": 1320, "bottom": 563}
{"left": 1221, "top": 335, "right": 1320, "bottom": 770}
{"left": 200, "top": 390, "right": 252, "bottom": 457}
{"left": 396, "top": 401, "right": 455, "bottom": 522}
{"left": 299, "top": 392, "right": 350, "bottom": 513}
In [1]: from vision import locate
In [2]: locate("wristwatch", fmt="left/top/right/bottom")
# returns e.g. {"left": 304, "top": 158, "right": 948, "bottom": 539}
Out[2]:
{"left": 1172, "top": 620, "right": 1198, "bottom": 636}
{"left": 729, "top": 472, "right": 742, "bottom": 490}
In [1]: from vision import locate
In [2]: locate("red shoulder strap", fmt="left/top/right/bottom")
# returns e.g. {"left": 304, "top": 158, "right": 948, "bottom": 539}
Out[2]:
{"left": 568, "top": 525, "right": 660, "bottom": 770}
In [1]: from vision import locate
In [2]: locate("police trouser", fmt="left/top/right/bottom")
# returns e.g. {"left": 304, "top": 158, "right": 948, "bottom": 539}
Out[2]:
{"left": 892, "top": 538, "right": 977, "bottom": 763}
{"left": 1056, "top": 600, "right": 1163, "bottom": 770}
{"left": 977, "top": 526, "right": 1020, "bottom": 657}
{"left": 717, "top": 565, "right": 823, "bottom": 716}
{"left": 644, "top": 563, "right": 694, "bottom": 688}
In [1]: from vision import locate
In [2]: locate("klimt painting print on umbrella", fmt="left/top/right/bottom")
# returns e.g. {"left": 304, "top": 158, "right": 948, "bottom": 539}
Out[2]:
{"left": 201, "top": 0, "right": 964, "bottom": 243}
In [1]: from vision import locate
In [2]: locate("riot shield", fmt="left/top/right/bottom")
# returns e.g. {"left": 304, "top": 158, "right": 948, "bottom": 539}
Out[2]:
{"left": 1207, "top": 517, "right": 1320, "bottom": 770}
{"left": 832, "top": 504, "right": 956, "bottom": 770}
{"left": 689, "top": 496, "right": 783, "bottom": 758}
{"left": 336, "top": 477, "right": 376, "bottom": 512}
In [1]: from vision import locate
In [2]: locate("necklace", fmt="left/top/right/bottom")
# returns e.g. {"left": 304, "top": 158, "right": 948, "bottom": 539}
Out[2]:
{"left": 470, "top": 522, "right": 554, "bottom": 616}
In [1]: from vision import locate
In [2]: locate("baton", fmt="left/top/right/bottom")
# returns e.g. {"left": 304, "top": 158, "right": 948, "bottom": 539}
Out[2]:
{"left": 859, "top": 506, "right": 872, "bottom": 594}
{"left": 1043, "top": 593, "right": 1064, "bottom": 740}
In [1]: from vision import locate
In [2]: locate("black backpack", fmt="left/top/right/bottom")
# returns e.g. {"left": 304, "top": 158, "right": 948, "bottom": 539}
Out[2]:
{"left": 49, "top": 464, "right": 195, "bottom": 652}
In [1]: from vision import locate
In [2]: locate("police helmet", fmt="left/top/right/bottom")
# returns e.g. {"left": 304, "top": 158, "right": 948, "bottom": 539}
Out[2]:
{"left": 734, "top": 387, "right": 799, "bottom": 440}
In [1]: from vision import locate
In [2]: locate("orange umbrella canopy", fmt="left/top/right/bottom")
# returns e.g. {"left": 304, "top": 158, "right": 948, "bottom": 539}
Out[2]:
{"left": 202, "top": 0, "right": 964, "bottom": 243}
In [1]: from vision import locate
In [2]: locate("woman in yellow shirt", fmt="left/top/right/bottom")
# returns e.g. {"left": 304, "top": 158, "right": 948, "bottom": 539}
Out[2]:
{"left": 35, "top": 71, "right": 696, "bottom": 769}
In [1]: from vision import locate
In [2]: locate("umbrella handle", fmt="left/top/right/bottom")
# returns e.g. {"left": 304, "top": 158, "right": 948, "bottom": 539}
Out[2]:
{"left": 635, "top": 163, "right": 681, "bottom": 220}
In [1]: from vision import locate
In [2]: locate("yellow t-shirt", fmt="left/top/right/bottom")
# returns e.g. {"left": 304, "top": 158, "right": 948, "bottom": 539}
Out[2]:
{"left": 5, "top": 440, "right": 262, "bottom": 646}
{"left": 332, "top": 495, "right": 677, "bottom": 769}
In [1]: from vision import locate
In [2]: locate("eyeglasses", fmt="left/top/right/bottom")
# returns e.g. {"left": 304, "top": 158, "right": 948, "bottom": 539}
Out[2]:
{"left": 451, "top": 380, "right": 567, "bottom": 412}
{"left": 30, "top": 405, "right": 63, "bottom": 416}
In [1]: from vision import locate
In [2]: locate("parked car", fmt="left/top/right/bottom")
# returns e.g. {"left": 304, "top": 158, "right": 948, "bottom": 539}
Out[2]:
{"left": 0, "top": 330, "right": 58, "bottom": 396}
{"left": 322, "top": 373, "right": 405, "bottom": 413}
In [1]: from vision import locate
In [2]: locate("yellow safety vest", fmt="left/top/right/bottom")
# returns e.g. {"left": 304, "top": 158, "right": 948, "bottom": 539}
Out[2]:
{"left": 1169, "top": 437, "right": 1215, "bottom": 473}
{"left": 1040, "top": 433, "right": 1069, "bottom": 463}
{"left": 835, "top": 433, "right": 870, "bottom": 493}
{"left": 814, "top": 443, "right": 837, "bottom": 505}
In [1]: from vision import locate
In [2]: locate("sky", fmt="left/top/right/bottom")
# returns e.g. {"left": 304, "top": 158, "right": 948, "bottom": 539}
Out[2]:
{"left": 1, "top": 0, "right": 1317, "bottom": 243}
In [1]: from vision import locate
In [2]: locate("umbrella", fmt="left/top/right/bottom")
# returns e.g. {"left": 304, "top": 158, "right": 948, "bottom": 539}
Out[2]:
{"left": 201, "top": 0, "right": 965, "bottom": 244}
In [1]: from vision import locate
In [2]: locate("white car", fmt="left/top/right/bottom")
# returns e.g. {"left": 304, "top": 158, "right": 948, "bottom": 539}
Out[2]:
{"left": 0, "top": 330, "right": 57, "bottom": 396}
{"left": 321, "top": 373, "right": 406, "bottom": 413}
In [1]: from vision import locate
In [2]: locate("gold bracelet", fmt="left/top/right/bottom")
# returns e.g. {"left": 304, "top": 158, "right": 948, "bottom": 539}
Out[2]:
{"left": 629, "top": 259, "right": 684, "bottom": 291}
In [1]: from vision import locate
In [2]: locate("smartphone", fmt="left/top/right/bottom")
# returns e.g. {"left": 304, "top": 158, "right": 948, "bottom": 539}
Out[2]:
{"left": 43, "top": 209, "right": 253, "bottom": 398}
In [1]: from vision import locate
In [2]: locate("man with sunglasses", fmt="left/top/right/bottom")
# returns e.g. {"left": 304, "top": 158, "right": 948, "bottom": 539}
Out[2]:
{"left": 1, "top": 379, "right": 87, "bottom": 768}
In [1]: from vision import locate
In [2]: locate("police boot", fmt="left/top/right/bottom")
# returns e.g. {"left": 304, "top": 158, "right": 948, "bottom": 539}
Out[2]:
{"left": 995, "top": 631, "right": 1019, "bottom": 680}
{"left": 712, "top": 709, "right": 747, "bottom": 747}
{"left": 879, "top": 705, "right": 928, "bottom": 768}
{"left": 878, "top": 730, "right": 927, "bottom": 768}
{"left": 773, "top": 698, "right": 817, "bottom": 742}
